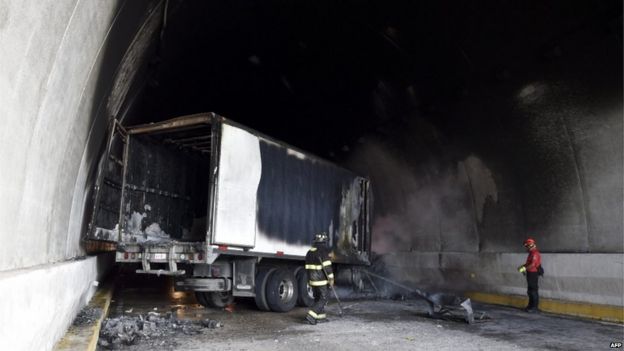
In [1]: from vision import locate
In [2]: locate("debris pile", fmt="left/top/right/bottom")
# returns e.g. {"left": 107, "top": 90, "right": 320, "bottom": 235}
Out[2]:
{"left": 361, "top": 269, "right": 480, "bottom": 324}
{"left": 73, "top": 306, "right": 102, "bottom": 326}
{"left": 98, "top": 312, "right": 222, "bottom": 349}
{"left": 331, "top": 255, "right": 486, "bottom": 324}
{"left": 122, "top": 211, "right": 172, "bottom": 244}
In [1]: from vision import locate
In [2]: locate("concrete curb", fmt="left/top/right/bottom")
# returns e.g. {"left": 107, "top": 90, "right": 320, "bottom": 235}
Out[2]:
{"left": 466, "top": 291, "right": 624, "bottom": 323}
{"left": 54, "top": 280, "right": 115, "bottom": 351}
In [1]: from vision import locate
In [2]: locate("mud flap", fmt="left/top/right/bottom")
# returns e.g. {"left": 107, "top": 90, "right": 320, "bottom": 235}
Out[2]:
{"left": 233, "top": 258, "right": 256, "bottom": 297}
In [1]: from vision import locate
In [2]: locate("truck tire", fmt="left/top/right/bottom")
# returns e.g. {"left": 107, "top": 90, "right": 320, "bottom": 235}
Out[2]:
{"left": 195, "top": 291, "right": 210, "bottom": 307}
{"left": 266, "top": 268, "right": 298, "bottom": 312}
{"left": 296, "top": 270, "right": 315, "bottom": 307}
{"left": 254, "top": 267, "right": 276, "bottom": 311}
{"left": 208, "top": 291, "right": 234, "bottom": 308}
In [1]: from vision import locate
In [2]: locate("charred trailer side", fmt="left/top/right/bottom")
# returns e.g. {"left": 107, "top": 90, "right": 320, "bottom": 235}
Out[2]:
{"left": 85, "top": 113, "right": 372, "bottom": 312}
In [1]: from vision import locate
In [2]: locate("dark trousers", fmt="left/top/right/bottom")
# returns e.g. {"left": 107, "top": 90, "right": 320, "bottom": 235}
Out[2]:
{"left": 526, "top": 272, "right": 539, "bottom": 309}
{"left": 310, "top": 285, "right": 329, "bottom": 319}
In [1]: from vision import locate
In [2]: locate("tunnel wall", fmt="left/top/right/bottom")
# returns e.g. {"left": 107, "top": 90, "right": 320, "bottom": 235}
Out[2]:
{"left": 348, "top": 23, "right": 623, "bottom": 310}
{"left": 0, "top": 0, "right": 161, "bottom": 349}
{"left": 0, "top": 254, "right": 112, "bottom": 351}
{"left": 380, "top": 253, "right": 623, "bottom": 307}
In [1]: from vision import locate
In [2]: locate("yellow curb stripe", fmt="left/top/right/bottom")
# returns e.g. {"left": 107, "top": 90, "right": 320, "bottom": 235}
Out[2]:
{"left": 87, "top": 284, "right": 114, "bottom": 351}
{"left": 54, "top": 281, "right": 115, "bottom": 351}
{"left": 465, "top": 291, "right": 624, "bottom": 323}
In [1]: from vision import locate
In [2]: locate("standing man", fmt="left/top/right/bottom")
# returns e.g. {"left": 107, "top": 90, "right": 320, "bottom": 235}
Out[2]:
{"left": 304, "top": 232, "right": 334, "bottom": 325}
{"left": 518, "top": 237, "right": 542, "bottom": 313}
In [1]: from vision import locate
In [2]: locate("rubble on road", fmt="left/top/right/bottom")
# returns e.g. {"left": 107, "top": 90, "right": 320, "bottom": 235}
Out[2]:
{"left": 98, "top": 311, "right": 222, "bottom": 349}
{"left": 73, "top": 306, "right": 103, "bottom": 326}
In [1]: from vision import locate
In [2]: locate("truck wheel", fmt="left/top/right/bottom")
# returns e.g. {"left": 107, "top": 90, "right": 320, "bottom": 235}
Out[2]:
{"left": 266, "top": 268, "right": 298, "bottom": 312}
{"left": 254, "top": 267, "right": 276, "bottom": 311}
{"left": 208, "top": 291, "right": 234, "bottom": 308}
{"left": 195, "top": 291, "right": 210, "bottom": 307}
{"left": 296, "top": 270, "right": 315, "bottom": 307}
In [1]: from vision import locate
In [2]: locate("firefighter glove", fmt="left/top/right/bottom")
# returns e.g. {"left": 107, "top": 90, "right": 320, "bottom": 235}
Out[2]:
{"left": 329, "top": 278, "right": 335, "bottom": 286}
{"left": 518, "top": 266, "right": 527, "bottom": 274}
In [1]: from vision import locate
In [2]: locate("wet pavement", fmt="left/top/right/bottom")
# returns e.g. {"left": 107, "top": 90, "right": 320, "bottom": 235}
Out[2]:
{"left": 102, "top": 273, "right": 623, "bottom": 351}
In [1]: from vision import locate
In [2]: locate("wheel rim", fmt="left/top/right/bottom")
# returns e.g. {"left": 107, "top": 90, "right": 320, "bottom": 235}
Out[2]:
{"left": 278, "top": 279, "right": 295, "bottom": 302}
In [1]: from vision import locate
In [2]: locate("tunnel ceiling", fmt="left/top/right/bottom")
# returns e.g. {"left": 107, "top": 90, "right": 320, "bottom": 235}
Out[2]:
{"left": 120, "top": 0, "right": 623, "bottom": 254}
{"left": 134, "top": 0, "right": 621, "bottom": 157}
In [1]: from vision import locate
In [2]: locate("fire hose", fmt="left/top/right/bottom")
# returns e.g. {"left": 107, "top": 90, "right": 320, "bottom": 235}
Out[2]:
{"left": 319, "top": 258, "right": 344, "bottom": 317}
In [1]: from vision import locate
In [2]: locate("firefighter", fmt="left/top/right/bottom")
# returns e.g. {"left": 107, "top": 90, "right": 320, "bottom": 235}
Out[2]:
{"left": 517, "top": 237, "right": 542, "bottom": 312}
{"left": 304, "top": 232, "right": 334, "bottom": 325}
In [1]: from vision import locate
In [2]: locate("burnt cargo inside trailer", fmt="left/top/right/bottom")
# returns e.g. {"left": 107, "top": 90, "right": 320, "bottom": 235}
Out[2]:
{"left": 86, "top": 113, "right": 371, "bottom": 267}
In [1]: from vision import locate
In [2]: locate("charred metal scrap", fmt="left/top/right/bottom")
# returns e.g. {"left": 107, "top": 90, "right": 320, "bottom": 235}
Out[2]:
{"left": 98, "top": 312, "right": 222, "bottom": 349}
{"left": 363, "top": 270, "right": 479, "bottom": 324}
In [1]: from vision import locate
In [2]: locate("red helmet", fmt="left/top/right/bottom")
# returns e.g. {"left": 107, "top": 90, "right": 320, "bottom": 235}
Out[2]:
{"left": 523, "top": 237, "right": 536, "bottom": 247}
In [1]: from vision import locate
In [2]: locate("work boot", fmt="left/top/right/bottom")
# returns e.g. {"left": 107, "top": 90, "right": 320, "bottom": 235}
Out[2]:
{"left": 305, "top": 314, "right": 317, "bottom": 325}
{"left": 316, "top": 317, "right": 329, "bottom": 324}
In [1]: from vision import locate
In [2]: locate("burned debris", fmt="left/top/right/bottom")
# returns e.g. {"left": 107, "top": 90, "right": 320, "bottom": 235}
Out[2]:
{"left": 331, "top": 257, "right": 487, "bottom": 324}
{"left": 359, "top": 269, "right": 480, "bottom": 324}
{"left": 72, "top": 306, "right": 103, "bottom": 326}
{"left": 98, "top": 312, "right": 221, "bottom": 350}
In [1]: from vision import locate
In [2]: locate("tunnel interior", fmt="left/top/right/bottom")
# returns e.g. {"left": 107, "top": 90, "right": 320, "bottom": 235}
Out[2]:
{"left": 2, "top": 2, "right": 622, "bottom": 348}
{"left": 122, "top": 0, "right": 623, "bottom": 257}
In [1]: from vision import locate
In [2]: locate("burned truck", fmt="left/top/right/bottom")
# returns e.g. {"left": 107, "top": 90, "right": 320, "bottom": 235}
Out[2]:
{"left": 86, "top": 113, "right": 371, "bottom": 311}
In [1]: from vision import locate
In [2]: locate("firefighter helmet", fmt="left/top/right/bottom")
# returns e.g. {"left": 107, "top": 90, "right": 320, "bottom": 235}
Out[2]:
{"left": 314, "top": 232, "right": 328, "bottom": 243}
{"left": 523, "top": 237, "right": 536, "bottom": 247}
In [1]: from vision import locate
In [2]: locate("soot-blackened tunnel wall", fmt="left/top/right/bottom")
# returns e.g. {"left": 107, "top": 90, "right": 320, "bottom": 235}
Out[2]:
{"left": 137, "top": 0, "right": 623, "bottom": 255}
{"left": 0, "top": 1, "right": 622, "bottom": 348}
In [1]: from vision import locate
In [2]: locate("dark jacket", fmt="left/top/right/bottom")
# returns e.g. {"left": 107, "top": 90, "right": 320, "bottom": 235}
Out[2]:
{"left": 305, "top": 244, "right": 334, "bottom": 286}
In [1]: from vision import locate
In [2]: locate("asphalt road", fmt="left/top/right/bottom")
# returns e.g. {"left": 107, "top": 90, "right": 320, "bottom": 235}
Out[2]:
{"left": 101, "top": 274, "right": 623, "bottom": 351}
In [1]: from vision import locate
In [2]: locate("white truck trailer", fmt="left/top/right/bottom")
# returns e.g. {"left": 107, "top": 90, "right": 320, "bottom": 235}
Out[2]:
{"left": 85, "top": 113, "right": 371, "bottom": 312}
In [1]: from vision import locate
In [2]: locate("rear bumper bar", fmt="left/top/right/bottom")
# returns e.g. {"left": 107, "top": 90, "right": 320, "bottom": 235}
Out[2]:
{"left": 175, "top": 277, "right": 232, "bottom": 292}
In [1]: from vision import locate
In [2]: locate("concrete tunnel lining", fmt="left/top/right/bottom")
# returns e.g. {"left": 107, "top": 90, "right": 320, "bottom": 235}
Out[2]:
{"left": 0, "top": 1, "right": 163, "bottom": 349}
{"left": 0, "top": 0, "right": 622, "bottom": 349}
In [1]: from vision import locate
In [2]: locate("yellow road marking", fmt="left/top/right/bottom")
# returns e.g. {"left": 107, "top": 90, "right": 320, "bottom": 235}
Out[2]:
{"left": 465, "top": 291, "right": 623, "bottom": 323}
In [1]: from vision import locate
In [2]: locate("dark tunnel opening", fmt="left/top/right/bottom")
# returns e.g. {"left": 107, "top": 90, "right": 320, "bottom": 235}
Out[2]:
{"left": 123, "top": 0, "right": 622, "bottom": 256}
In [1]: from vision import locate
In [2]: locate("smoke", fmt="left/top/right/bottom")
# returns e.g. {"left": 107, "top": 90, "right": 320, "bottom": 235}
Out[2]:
{"left": 346, "top": 121, "right": 497, "bottom": 255}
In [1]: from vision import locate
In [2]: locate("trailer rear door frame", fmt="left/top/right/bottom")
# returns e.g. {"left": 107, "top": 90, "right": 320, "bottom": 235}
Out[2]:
{"left": 209, "top": 121, "right": 261, "bottom": 248}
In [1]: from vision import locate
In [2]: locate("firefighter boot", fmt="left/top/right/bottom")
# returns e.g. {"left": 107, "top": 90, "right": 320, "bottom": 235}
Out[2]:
{"left": 305, "top": 314, "right": 317, "bottom": 325}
